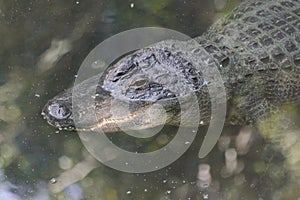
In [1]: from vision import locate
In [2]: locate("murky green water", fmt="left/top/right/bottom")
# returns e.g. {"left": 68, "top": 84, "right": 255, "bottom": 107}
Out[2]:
{"left": 0, "top": 0, "right": 299, "bottom": 199}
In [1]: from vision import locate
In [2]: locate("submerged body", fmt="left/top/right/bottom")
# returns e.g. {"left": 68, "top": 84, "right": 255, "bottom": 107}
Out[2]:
{"left": 42, "top": 0, "right": 300, "bottom": 132}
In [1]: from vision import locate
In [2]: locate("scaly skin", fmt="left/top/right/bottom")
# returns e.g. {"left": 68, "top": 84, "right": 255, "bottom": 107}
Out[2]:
{"left": 42, "top": 0, "right": 300, "bottom": 132}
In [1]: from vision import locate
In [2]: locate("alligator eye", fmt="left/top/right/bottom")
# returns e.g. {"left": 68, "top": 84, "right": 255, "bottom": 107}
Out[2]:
{"left": 48, "top": 103, "right": 71, "bottom": 120}
{"left": 130, "top": 78, "right": 147, "bottom": 87}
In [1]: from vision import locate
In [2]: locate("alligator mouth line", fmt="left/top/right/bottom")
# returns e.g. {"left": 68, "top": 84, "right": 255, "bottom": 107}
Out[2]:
{"left": 73, "top": 104, "right": 155, "bottom": 133}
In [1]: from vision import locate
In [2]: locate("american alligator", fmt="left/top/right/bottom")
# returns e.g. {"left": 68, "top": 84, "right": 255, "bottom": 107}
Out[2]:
{"left": 42, "top": 0, "right": 300, "bottom": 133}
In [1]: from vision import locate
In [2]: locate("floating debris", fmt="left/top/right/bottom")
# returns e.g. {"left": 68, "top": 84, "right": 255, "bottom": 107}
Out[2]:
{"left": 49, "top": 157, "right": 99, "bottom": 193}
{"left": 225, "top": 148, "right": 237, "bottom": 174}
{"left": 197, "top": 164, "right": 212, "bottom": 189}
{"left": 235, "top": 126, "right": 253, "bottom": 155}
{"left": 221, "top": 148, "right": 244, "bottom": 178}
{"left": 37, "top": 39, "right": 72, "bottom": 73}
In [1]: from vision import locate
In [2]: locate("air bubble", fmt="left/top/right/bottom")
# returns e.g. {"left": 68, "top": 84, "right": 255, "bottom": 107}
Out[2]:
{"left": 50, "top": 178, "right": 57, "bottom": 184}
{"left": 126, "top": 190, "right": 132, "bottom": 195}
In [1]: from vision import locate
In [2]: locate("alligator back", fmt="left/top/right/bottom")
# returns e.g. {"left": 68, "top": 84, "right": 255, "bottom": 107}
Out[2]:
{"left": 196, "top": 0, "right": 300, "bottom": 123}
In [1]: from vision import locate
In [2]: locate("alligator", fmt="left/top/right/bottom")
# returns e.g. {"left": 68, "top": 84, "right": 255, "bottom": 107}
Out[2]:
{"left": 42, "top": 0, "right": 300, "bottom": 134}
